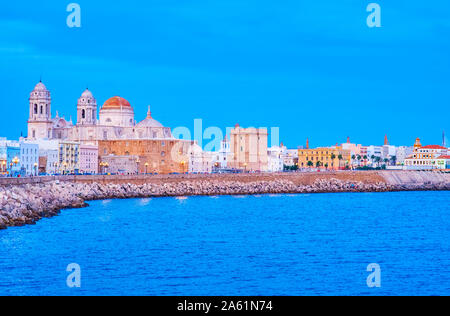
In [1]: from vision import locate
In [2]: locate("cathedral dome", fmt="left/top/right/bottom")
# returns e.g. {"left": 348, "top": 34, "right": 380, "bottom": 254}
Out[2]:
{"left": 33, "top": 81, "right": 48, "bottom": 91}
{"left": 81, "top": 89, "right": 93, "bottom": 98}
{"left": 102, "top": 96, "right": 132, "bottom": 110}
{"left": 136, "top": 106, "right": 164, "bottom": 128}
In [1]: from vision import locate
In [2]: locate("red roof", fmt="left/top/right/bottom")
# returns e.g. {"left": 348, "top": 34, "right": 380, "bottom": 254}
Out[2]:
{"left": 437, "top": 155, "right": 450, "bottom": 159}
{"left": 421, "top": 145, "right": 447, "bottom": 150}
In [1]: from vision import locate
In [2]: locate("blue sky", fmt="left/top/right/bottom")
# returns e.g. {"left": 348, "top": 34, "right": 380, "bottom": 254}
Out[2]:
{"left": 0, "top": 0, "right": 449, "bottom": 148}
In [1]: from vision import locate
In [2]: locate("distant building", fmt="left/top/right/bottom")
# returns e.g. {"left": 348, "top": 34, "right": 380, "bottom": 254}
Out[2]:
{"left": 26, "top": 82, "right": 174, "bottom": 145}
{"left": 27, "top": 139, "right": 60, "bottom": 175}
{"left": 58, "top": 141, "right": 80, "bottom": 174}
{"left": 267, "top": 145, "right": 284, "bottom": 172}
{"left": 404, "top": 138, "right": 448, "bottom": 170}
{"left": 282, "top": 149, "right": 298, "bottom": 168}
{"left": 228, "top": 124, "right": 268, "bottom": 172}
{"left": 298, "top": 146, "right": 351, "bottom": 170}
{"left": 189, "top": 143, "right": 213, "bottom": 173}
{"left": 98, "top": 139, "right": 192, "bottom": 174}
{"left": 436, "top": 155, "right": 450, "bottom": 170}
{"left": 341, "top": 137, "right": 363, "bottom": 157}
{"left": 396, "top": 146, "right": 414, "bottom": 166}
{"left": 1, "top": 141, "right": 21, "bottom": 175}
{"left": 79, "top": 144, "right": 98, "bottom": 174}
{"left": 19, "top": 142, "right": 39, "bottom": 176}
{"left": 100, "top": 155, "right": 139, "bottom": 174}
{"left": 0, "top": 138, "right": 8, "bottom": 175}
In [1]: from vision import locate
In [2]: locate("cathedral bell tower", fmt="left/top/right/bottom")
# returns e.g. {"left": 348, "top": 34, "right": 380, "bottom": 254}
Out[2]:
{"left": 77, "top": 89, "right": 97, "bottom": 125}
{"left": 28, "top": 81, "right": 53, "bottom": 140}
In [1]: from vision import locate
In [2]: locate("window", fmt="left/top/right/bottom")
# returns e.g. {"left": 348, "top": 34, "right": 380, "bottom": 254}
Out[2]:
{"left": 82, "top": 109, "right": 86, "bottom": 119}
{"left": 34, "top": 104, "right": 38, "bottom": 114}
{"left": 40, "top": 106, "right": 43, "bottom": 114}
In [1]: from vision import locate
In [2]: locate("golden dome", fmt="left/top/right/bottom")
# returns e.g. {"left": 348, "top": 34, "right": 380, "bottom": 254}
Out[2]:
{"left": 102, "top": 96, "right": 132, "bottom": 110}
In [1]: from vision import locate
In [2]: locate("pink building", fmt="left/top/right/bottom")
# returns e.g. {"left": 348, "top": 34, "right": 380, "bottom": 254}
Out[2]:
{"left": 79, "top": 144, "right": 98, "bottom": 174}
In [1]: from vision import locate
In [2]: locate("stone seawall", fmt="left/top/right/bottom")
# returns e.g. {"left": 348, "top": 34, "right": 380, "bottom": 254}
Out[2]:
{"left": 0, "top": 171, "right": 449, "bottom": 230}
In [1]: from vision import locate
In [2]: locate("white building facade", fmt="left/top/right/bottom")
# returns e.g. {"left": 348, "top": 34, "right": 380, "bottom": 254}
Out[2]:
{"left": 19, "top": 142, "right": 39, "bottom": 176}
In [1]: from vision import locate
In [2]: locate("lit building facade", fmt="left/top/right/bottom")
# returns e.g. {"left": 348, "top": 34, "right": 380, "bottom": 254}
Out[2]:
{"left": 298, "top": 147, "right": 351, "bottom": 170}
{"left": 19, "top": 142, "right": 39, "bottom": 176}
{"left": 404, "top": 138, "right": 448, "bottom": 170}
{"left": 79, "top": 144, "right": 98, "bottom": 174}
{"left": 267, "top": 145, "right": 285, "bottom": 172}
{"left": 189, "top": 143, "right": 213, "bottom": 173}
{"left": 228, "top": 125, "right": 268, "bottom": 172}
{"left": 98, "top": 139, "right": 192, "bottom": 174}
{"left": 58, "top": 141, "right": 80, "bottom": 174}
{"left": 100, "top": 155, "right": 139, "bottom": 175}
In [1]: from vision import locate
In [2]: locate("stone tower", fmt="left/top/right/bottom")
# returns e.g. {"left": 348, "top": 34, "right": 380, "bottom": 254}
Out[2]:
{"left": 77, "top": 89, "right": 97, "bottom": 125}
{"left": 28, "top": 81, "right": 53, "bottom": 139}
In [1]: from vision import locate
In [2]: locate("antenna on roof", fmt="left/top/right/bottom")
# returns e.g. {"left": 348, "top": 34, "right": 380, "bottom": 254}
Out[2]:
{"left": 444, "top": 130, "right": 446, "bottom": 147}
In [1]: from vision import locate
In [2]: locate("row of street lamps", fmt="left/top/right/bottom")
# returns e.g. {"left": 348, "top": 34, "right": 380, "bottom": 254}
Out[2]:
{"left": 0, "top": 157, "right": 39, "bottom": 176}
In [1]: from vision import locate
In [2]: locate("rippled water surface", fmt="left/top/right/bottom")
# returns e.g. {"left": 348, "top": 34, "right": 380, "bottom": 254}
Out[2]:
{"left": 1, "top": 191, "right": 449, "bottom": 296}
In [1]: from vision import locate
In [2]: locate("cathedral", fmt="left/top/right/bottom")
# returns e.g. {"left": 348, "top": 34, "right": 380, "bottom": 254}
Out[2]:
{"left": 27, "top": 81, "right": 174, "bottom": 145}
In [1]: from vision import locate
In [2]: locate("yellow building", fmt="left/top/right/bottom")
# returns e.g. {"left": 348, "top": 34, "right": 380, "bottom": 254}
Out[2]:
{"left": 58, "top": 141, "right": 80, "bottom": 174}
{"left": 298, "top": 146, "right": 351, "bottom": 170}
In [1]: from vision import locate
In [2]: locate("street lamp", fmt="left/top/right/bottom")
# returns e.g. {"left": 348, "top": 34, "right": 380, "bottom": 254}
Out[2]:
{"left": 144, "top": 162, "right": 149, "bottom": 174}
{"left": 136, "top": 158, "right": 140, "bottom": 174}
{"left": 34, "top": 162, "right": 38, "bottom": 176}
{"left": 243, "top": 162, "right": 248, "bottom": 172}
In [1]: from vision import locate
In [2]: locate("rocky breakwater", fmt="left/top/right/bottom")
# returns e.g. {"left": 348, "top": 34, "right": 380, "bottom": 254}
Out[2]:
{"left": 0, "top": 177, "right": 448, "bottom": 230}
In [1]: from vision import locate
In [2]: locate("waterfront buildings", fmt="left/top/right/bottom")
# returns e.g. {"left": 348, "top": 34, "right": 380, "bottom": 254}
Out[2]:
{"left": 267, "top": 145, "right": 285, "bottom": 172}
{"left": 33, "top": 139, "right": 59, "bottom": 175}
{"left": 79, "top": 144, "right": 98, "bottom": 174}
{"left": 99, "top": 155, "right": 139, "bottom": 174}
{"left": 19, "top": 142, "right": 39, "bottom": 176}
{"left": 26, "top": 82, "right": 193, "bottom": 174}
{"left": 404, "top": 138, "right": 449, "bottom": 170}
{"left": 396, "top": 146, "right": 414, "bottom": 166}
{"left": 27, "top": 82, "right": 173, "bottom": 145}
{"left": 436, "top": 155, "right": 450, "bottom": 170}
{"left": 212, "top": 136, "right": 230, "bottom": 170}
{"left": 189, "top": 143, "right": 213, "bottom": 173}
{"left": 0, "top": 138, "right": 39, "bottom": 176}
{"left": 228, "top": 125, "right": 268, "bottom": 172}
{"left": 58, "top": 141, "right": 80, "bottom": 174}
{"left": 98, "top": 139, "right": 192, "bottom": 174}
{"left": 298, "top": 146, "right": 351, "bottom": 170}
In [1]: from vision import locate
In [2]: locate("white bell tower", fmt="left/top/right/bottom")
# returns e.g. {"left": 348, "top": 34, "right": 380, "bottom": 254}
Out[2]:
{"left": 28, "top": 81, "right": 53, "bottom": 140}
{"left": 77, "top": 89, "right": 97, "bottom": 125}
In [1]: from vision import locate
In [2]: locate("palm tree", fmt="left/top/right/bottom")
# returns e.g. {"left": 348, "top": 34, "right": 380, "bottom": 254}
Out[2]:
{"left": 331, "top": 153, "right": 336, "bottom": 160}
{"left": 356, "top": 154, "right": 362, "bottom": 167}
{"left": 324, "top": 163, "right": 329, "bottom": 170}
{"left": 316, "top": 161, "right": 322, "bottom": 168}
{"left": 375, "top": 156, "right": 381, "bottom": 167}
{"left": 362, "top": 155, "right": 368, "bottom": 167}
{"left": 307, "top": 160, "right": 314, "bottom": 168}
{"left": 390, "top": 156, "right": 397, "bottom": 166}
{"left": 338, "top": 154, "right": 343, "bottom": 169}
